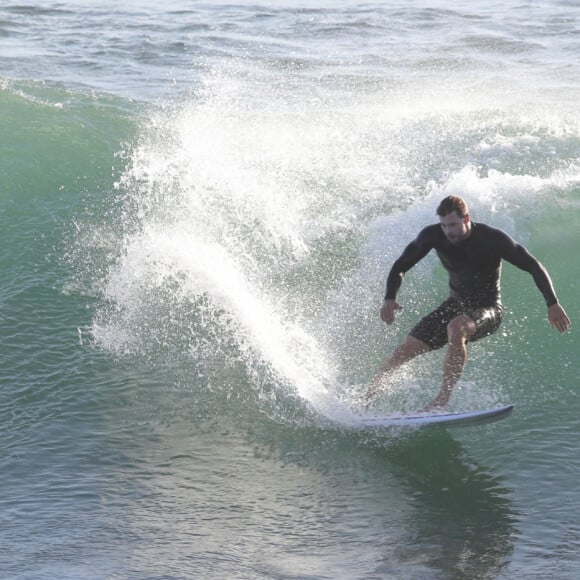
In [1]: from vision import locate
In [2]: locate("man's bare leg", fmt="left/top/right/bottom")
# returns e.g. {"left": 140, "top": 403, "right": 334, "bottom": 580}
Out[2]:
{"left": 366, "top": 335, "right": 430, "bottom": 405}
{"left": 421, "top": 314, "right": 476, "bottom": 411}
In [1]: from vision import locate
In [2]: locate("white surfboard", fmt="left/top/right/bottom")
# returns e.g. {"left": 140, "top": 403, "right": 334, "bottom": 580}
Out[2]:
{"left": 358, "top": 404, "right": 514, "bottom": 429}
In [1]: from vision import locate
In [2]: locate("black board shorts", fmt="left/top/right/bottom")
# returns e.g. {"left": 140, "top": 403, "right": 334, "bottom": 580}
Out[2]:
{"left": 409, "top": 297, "right": 503, "bottom": 350}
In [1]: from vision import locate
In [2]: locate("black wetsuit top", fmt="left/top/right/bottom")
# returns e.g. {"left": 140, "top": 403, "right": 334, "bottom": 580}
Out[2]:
{"left": 385, "top": 222, "right": 558, "bottom": 308}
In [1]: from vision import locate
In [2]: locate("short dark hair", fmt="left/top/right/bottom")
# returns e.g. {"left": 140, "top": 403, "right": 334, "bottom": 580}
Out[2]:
{"left": 437, "top": 196, "right": 469, "bottom": 218}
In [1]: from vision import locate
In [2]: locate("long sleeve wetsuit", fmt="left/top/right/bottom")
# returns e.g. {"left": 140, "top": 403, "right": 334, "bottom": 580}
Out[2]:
{"left": 385, "top": 222, "right": 558, "bottom": 308}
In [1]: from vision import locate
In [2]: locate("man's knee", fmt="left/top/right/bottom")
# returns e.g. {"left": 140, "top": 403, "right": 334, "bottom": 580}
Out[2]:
{"left": 377, "top": 335, "right": 429, "bottom": 376}
{"left": 447, "top": 314, "right": 476, "bottom": 345}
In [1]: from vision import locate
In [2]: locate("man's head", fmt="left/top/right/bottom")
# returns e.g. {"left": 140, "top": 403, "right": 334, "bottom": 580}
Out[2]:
{"left": 436, "top": 195, "right": 471, "bottom": 244}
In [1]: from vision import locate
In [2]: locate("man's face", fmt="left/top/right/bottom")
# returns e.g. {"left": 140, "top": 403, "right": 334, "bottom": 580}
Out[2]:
{"left": 439, "top": 211, "right": 470, "bottom": 244}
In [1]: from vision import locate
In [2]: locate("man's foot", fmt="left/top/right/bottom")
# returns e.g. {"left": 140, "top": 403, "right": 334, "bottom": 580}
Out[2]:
{"left": 418, "top": 401, "right": 448, "bottom": 414}
{"left": 364, "top": 383, "right": 382, "bottom": 410}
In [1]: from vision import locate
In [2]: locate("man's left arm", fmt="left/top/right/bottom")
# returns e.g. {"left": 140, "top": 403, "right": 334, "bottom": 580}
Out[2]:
{"left": 501, "top": 235, "right": 571, "bottom": 333}
{"left": 548, "top": 302, "right": 571, "bottom": 333}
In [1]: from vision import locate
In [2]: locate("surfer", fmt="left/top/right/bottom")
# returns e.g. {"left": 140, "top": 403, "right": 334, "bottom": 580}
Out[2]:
{"left": 366, "top": 195, "right": 571, "bottom": 411}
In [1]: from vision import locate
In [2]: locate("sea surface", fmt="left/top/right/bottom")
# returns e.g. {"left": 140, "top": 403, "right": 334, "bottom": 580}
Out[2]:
{"left": 1, "top": 1, "right": 579, "bottom": 578}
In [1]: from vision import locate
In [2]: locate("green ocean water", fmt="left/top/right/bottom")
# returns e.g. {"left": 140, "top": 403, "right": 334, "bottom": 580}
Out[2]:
{"left": 1, "top": 1, "right": 580, "bottom": 578}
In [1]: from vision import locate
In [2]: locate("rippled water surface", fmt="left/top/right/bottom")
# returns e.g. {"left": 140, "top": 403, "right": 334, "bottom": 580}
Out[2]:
{"left": 1, "top": 1, "right": 579, "bottom": 577}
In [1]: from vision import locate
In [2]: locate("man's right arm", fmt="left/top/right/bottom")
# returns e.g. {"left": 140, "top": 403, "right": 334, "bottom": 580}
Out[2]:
{"left": 384, "top": 227, "right": 435, "bottom": 301}
{"left": 381, "top": 227, "right": 434, "bottom": 324}
{"left": 380, "top": 299, "right": 402, "bottom": 325}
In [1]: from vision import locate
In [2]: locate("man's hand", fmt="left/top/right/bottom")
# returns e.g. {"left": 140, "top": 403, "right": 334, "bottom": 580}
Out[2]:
{"left": 380, "top": 299, "right": 402, "bottom": 325}
{"left": 548, "top": 303, "right": 571, "bottom": 333}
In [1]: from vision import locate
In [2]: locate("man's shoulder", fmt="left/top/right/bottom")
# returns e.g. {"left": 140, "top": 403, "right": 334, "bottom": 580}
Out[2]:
{"left": 472, "top": 222, "right": 512, "bottom": 240}
{"left": 472, "top": 222, "right": 516, "bottom": 252}
{"left": 417, "top": 223, "right": 444, "bottom": 241}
